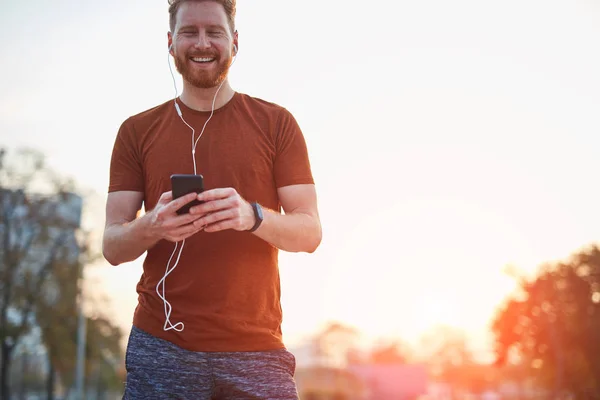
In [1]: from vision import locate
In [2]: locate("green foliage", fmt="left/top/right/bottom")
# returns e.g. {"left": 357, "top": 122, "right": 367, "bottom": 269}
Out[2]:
{"left": 0, "top": 147, "right": 123, "bottom": 398}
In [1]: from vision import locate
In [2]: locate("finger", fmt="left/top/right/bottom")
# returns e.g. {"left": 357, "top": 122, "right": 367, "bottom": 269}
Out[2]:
{"left": 177, "top": 225, "right": 205, "bottom": 241}
{"left": 197, "top": 187, "right": 236, "bottom": 202}
{"left": 190, "top": 197, "right": 235, "bottom": 215}
{"left": 158, "top": 190, "right": 173, "bottom": 204}
{"left": 203, "top": 218, "right": 237, "bottom": 233}
{"left": 167, "top": 192, "right": 200, "bottom": 213}
{"left": 169, "top": 210, "right": 208, "bottom": 228}
{"left": 154, "top": 204, "right": 207, "bottom": 230}
{"left": 166, "top": 222, "right": 205, "bottom": 241}
{"left": 193, "top": 209, "right": 237, "bottom": 228}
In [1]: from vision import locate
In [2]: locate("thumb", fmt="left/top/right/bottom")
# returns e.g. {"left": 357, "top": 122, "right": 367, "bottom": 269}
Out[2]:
{"left": 158, "top": 190, "right": 173, "bottom": 205}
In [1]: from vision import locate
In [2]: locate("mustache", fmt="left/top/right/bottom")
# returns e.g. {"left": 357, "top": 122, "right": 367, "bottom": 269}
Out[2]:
{"left": 186, "top": 50, "right": 219, "bottom": 58}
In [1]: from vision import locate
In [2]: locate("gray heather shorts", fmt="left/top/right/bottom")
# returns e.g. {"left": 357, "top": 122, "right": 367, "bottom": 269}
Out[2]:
{"left": 123, "top": 326, "right": 299, "bottom": 400}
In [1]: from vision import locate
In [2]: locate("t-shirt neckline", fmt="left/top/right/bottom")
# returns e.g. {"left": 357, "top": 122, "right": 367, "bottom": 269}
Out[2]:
{"left": 175, "top": 91, "right": 240, "bottom": 117}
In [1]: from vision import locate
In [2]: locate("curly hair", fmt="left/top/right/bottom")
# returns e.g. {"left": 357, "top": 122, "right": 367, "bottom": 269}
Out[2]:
{"left": 168, "top": 0, "right": 236, "bottom": 33}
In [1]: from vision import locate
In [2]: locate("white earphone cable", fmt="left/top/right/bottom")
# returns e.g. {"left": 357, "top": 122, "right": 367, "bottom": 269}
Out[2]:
{"left": 157, "top": 44, "right": 237, "bottom": 332}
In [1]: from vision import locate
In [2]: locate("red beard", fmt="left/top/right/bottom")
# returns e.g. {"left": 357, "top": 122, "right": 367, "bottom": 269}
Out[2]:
{"left": 174, "top": 50, "right": 232, "bottom": 89}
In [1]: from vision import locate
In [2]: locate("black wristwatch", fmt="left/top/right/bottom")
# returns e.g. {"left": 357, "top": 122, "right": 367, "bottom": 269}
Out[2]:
{"left": 248, "top": 202, "right": 264, "bottom": 232}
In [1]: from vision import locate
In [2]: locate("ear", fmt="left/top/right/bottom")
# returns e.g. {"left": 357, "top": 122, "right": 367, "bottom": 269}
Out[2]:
{"left": 167, "top": 31, "right": 174, "bottom": 55}
{"left": 232, "top": 30, "right": 239, "bottom": 55}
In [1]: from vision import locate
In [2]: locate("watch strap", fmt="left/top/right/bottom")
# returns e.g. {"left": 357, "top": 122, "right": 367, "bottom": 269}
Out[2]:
{"left": 248, "top": 202, "right": 263, "bottom": 232}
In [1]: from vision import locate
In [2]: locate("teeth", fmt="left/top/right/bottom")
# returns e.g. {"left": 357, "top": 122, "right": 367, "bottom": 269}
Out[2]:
{"left": 192, "top": 57, "right": 214, "bottom": 63}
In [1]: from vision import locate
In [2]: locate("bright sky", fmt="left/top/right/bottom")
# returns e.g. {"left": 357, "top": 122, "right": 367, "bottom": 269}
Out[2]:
{"left": 2, "top": 0, "right": 600, "bottom": 361}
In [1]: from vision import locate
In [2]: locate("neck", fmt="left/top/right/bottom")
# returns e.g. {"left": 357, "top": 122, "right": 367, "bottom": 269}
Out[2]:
{"left": 179, "top": 79, "right": 235, "bottom": 112}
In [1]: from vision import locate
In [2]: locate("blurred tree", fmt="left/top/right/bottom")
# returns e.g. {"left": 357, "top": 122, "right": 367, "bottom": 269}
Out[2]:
{"left": 420, "top": 326, "right": 473, "bottom": 376}
{"left": 55, "top": 313, "right": 124, "bottom": 399}
{"left": 492, "top": 245, "right": 600, "bottom": 398}
{"left": 0, "top": 147, "right": 80, "bottom": 399}
{"left": 0, "top": 147, "right": 123, "bottom": 399}
{"left": 418, "top": 325, "right": 497, "bottom": 395}
{"left": 36, "top": 255, "right": 80, "bottom": 399}
{"left": 312, "top": 321, "right": 360, "bottom": 368}
{"left": 368, "top": 340, "right": 412, "bottom": 364}
{"left": 84, "top": 314, "right": 124, "bottom": 393}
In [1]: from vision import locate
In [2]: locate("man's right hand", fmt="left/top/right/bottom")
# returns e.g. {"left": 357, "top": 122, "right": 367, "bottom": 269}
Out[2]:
{"left": 103, "top": 190, "right": 208, "bottom": 266}
{"left": 147, "top": 191, "right": 208, "bottom": 242}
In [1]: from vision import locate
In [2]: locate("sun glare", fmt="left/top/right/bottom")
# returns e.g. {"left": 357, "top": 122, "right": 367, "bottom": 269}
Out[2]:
{"left": 413, "top": 291, "right": 461, "bottom": 332}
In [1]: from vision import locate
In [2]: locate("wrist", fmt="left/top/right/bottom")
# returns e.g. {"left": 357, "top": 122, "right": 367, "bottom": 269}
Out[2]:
{"left": 247, "top": 202, "right": 264, "bottom": 233}
{"left": 138, "top": 210, "right": 161, "bottom": 243}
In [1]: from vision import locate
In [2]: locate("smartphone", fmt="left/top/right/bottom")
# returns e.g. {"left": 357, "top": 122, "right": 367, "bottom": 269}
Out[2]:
{"left": 170, "top": 174, "right": 204, "bottom": 215}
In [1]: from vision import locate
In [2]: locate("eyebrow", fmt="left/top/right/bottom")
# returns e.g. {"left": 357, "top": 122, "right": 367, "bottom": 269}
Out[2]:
{"left": 177, "top": 25, "right": 198, "bottom": 31}
{"left": 177, "top": 24, "right": 226, "bottom": 32}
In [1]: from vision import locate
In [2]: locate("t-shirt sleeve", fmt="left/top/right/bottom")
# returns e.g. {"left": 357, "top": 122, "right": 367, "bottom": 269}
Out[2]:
{"left": 108, "top": 118, "right": 145, "bottom": 193}
{"left": 273, "top": 108, "right": 315, "bottom": 188}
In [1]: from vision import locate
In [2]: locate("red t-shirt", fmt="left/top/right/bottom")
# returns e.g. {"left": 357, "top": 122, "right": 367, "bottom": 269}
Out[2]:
{"left": 108, "top": 92, "right": 314, "bottom": 351}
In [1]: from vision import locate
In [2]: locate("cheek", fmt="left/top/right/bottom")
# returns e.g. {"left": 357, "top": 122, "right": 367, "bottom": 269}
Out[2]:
{"left": 174, "top": 38, "right": 194, "bottom": 53}
{"left": 217, "top": 45, "right": 233, "bottom": 59}
{"left": 214, "top": 39, "right": 232, "bottom": 52}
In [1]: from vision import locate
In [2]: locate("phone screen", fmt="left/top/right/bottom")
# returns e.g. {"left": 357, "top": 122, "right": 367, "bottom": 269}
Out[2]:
{"left": 171, "top": 174, "right": 204, "bottom": 215}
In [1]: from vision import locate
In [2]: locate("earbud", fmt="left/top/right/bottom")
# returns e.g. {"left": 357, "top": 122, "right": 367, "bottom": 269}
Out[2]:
{"left": 168, "top": 44, "right": 173, "bottom": 52}
{"left": 233, "top": 44, "right": 238, "bottom": 55}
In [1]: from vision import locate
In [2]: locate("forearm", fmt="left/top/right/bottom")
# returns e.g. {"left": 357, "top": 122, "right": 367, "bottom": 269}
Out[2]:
{"left": 252, "top": 208, "right": 322, "bottom": 253}
{"left": 102, "top": 214, "right": 160, "bottom": 266}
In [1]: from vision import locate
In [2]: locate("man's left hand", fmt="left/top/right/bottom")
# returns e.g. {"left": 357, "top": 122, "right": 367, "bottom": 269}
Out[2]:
{"left": 189, "top": 188, "right": 255, "bottom": 233}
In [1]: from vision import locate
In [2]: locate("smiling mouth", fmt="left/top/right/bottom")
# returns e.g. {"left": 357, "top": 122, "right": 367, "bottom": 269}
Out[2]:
{"left": 190, "top": 57, "right": 216, "bottom": 63}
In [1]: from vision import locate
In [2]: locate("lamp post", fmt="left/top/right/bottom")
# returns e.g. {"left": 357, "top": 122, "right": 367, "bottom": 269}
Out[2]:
{"left": 74, "top": 263, "right": 87, "bottom": 400}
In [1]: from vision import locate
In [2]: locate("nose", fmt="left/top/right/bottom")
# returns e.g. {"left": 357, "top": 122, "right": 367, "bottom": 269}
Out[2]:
{"left": 194, "top": 32, "right": 211, "bottom": 49}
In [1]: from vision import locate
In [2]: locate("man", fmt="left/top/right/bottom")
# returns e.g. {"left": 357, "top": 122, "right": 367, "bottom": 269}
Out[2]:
{"left": 102, "top": 0, "right": 321, "bottom": 398}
